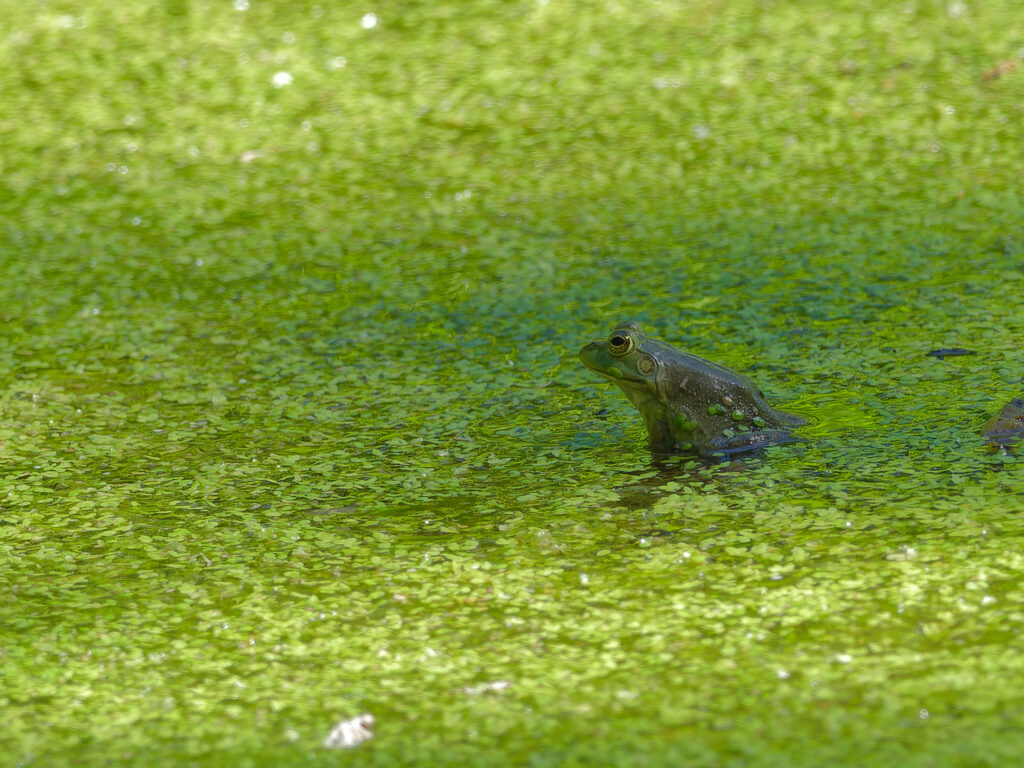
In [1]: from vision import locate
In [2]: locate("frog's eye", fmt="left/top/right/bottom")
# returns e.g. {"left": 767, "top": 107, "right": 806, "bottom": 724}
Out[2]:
{"left": 608, "top": 332, "right": 634, "bottom": 357}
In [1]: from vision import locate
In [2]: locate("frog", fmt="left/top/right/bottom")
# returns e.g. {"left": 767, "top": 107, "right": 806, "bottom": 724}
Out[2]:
{"left": 579, "top": 321, "right": 806, "bottom": 457}
{"left": 980, "top": 396, "right": 1024, "bottom": 452}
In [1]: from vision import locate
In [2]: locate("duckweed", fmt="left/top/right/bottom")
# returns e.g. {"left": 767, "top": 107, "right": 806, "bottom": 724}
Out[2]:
{"left": 1, "top": 1, "right": 1023, "bottom": 766}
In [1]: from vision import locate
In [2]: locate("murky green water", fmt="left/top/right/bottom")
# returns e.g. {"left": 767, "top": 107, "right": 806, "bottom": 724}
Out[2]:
{"left": 2, "top": 1, "right": 1023, "bottom": 765}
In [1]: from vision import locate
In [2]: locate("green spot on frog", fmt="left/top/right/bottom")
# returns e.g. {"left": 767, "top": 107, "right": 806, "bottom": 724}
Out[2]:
{"left": 675, "top": 415, "right": 698, "bottom": 431}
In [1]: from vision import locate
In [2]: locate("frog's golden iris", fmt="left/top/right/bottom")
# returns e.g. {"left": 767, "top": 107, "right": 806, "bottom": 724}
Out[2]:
{"left": 608, "top": 332, "right": 634, "bottom": 357}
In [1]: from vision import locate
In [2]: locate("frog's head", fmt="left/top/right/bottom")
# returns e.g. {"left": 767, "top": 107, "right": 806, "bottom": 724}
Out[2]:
{"left": 579, "top": 322, "right": 668, "bottom": 409}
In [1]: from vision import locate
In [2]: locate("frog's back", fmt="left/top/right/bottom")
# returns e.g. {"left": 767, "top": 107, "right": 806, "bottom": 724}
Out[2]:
{"left": 660, "top": 349, "right": 803, "bottom": 428}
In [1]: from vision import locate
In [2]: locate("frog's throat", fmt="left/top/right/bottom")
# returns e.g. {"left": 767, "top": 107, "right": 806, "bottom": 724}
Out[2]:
{"left": 610, "top": 379, "right": 660, "bottom": 412}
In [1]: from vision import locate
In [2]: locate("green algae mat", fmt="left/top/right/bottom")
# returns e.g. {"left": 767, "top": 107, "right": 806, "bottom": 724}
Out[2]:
{"left": 2, "top": 1, "right": 1024, "bottom": 765}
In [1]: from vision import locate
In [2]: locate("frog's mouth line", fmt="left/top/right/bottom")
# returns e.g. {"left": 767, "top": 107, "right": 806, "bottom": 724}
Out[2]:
{"left": 581, "top": 361, "right": 645, "bottom": 384}
{"left": 589, "top": 369, "right": 644, "bottom": 385}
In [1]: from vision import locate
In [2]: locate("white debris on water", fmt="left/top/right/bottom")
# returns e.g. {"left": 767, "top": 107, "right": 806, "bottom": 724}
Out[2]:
{"left": 461, "top": 680, "right": 513, "bottom": 695}
{"left": 323, "top": 713, "right": 375, "bottom": 749}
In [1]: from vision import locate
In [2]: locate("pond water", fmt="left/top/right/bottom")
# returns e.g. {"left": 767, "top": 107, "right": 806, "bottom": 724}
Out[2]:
{"left": 2, "top": 1, "right": 1023, "bottom": 766}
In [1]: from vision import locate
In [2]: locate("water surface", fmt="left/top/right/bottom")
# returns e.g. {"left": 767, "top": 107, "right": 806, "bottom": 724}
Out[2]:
{"left": 1, "top": 1, "right": 1023, "bottom": 765}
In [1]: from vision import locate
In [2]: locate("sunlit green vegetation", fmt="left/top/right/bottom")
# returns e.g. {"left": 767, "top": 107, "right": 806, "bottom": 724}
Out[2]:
{"left": 1, "top": 0, "right": 1022, "bottom": 765}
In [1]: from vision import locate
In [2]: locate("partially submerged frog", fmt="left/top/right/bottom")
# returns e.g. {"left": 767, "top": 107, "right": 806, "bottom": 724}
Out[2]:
{"left": 579, "top": 322, "right": 805, "bottom": 457}
{"left": 980, "top": 396, "right": 1024, "bottom": 452}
